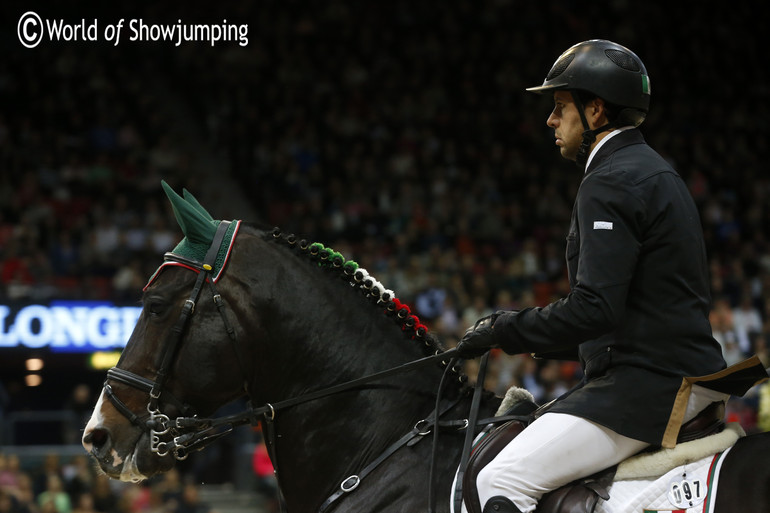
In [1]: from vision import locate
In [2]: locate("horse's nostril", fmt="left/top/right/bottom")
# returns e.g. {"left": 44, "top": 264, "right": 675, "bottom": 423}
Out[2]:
{"left": 88, "top": 428, "right": 110, "bottom": 449}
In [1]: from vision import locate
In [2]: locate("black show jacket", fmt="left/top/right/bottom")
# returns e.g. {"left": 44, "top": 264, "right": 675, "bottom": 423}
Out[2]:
{"left": 494, "top": 129, "right": 768, "bottom": 447}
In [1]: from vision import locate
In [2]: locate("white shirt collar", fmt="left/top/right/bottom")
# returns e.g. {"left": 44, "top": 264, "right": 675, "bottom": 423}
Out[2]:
{"left": 585, "top": 126, "right": 633, "bottom": 172}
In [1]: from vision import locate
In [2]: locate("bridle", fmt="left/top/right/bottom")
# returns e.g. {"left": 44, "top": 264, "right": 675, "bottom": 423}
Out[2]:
{"left": 104, "top": 220, "right": 246, "bottom": 460}
{"left": 100, "top": 221, "right": 475, "bottom": 511}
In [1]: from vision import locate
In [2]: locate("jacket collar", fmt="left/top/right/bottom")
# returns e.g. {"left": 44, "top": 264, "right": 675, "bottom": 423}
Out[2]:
{"left": 585, "top": 128, "right": 646, "bottom": 175}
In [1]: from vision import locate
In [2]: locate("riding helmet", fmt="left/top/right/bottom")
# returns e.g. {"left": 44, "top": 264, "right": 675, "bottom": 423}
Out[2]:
{"left": 526, "top": 39, "right": 651, "bottom": 127}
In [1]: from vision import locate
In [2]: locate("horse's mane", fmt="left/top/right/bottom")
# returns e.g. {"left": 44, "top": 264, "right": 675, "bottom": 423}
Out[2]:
{"left": 259, "top": 224, "right": 466, "bottom": 385}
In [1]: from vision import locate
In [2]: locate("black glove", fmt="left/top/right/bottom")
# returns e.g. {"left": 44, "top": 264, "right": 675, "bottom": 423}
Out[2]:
{"left": 456, "top": 311, "right": 506, "bottom": 359}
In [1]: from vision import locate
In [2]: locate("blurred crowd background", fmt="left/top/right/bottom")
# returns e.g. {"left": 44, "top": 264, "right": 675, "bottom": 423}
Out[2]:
{"left": 1, "top": 1, "right": 769, "bottom": 513}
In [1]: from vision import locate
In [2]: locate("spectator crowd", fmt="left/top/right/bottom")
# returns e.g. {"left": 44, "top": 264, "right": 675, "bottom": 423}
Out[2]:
{"left": 1, "top": 0, "right": 770, "bottom": 504}
{"left": 0, "top": 451, "right": 236, "bottom": 513}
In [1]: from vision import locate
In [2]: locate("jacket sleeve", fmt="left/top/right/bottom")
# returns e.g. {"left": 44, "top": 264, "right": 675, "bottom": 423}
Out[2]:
{"left": 494, "top": 172, "right": 644, "bottom": 355}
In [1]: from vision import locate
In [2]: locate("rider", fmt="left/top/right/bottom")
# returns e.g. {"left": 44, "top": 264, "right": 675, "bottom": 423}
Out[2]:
{"left": 456, "top": 39, "right": 769, "bottom": 513}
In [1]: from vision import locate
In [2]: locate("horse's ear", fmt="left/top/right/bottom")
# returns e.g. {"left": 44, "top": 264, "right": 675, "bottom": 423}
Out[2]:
{"left": 161, "top": 180, "right": 217, "bottom": 245}
{"left": 182, "top": 188, "right": 215, "bottom": 222}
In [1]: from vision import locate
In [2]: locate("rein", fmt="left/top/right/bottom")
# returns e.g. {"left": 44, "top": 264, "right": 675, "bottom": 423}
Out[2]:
{"left": 108, "top": 347, "right": 461, "bottom": 457}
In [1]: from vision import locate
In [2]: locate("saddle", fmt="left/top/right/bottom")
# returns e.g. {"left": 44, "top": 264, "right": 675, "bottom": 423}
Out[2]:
{"left": 462, "top": 401, "right": 726, "bottom": 513}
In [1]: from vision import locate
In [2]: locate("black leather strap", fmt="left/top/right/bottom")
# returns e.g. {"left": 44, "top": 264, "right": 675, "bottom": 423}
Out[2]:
{"left": 454, "top": 352, "right": 490, "bottom": 513}
{"left": 318, "top": 398, "right": 463, "bottom": 513}
{"left": 149, "top": 221, "right": 232, "bottom": 410}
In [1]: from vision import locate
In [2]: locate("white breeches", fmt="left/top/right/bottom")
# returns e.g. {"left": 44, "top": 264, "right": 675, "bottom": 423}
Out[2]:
{"left": 468, "top": 385, "right": 728, "bottom": 513}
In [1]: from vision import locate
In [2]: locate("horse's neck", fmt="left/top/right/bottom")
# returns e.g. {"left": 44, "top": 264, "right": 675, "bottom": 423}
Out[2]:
{"left": 245, "top": 233, "right": 446, "bottom": 405}
{"left": 259, "top": 322, "right": 448, "bottom": 509}
{"left": 243, "top": 234, "right": 461, "bottom": 508}
{"left": 272, "top": 385, "right": 501, "bottom": 512}
{"left": 261, "top": 307, "right": 447, "bottom": 436}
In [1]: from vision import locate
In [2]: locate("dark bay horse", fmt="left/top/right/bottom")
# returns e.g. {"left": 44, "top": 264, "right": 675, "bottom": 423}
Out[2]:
{"left": 82, "top": 183, "right": 502, "bottom": 511}
{"left": 83, "top": 184, "right": 770, "bottom": 512}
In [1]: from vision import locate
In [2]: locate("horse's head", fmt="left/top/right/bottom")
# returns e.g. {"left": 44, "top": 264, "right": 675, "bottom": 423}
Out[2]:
{"left": 82, "top": 182, "right": 252, "bottom": 481}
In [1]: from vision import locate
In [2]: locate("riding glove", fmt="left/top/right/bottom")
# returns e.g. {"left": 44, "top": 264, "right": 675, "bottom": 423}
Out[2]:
{"left": 456, "top": 311, "right": 508, "bottom": 359}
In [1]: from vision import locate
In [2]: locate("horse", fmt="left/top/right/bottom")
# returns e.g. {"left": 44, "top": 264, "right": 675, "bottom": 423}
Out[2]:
{"left": 83, "top": 183, "right": 770, "bottom": 513}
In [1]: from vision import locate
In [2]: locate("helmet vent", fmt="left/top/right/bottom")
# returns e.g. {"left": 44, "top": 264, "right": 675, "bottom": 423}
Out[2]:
{"left": 605, "top": 49, "right": 641, "bottom": 72}
{"left": 546, "top": 53, "right": 575, "bottom": 80}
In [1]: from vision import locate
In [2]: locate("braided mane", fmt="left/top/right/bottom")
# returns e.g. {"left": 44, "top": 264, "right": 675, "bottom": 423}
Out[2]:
{"left": 267, "top": 226, "right": 464, "bottom": 382}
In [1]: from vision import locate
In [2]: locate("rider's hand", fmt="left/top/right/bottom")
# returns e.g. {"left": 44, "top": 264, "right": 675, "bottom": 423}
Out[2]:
{"left": 456, "top": 311, "right": 507, "bottom": 359}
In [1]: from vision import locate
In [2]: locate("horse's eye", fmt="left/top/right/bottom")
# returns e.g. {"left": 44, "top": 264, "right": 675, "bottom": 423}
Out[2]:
{"left": 145, "top": 300, "right": 167, "bottom": 317}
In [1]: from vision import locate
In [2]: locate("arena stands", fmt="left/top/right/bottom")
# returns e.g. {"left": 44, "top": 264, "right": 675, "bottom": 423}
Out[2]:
{"left": 1, "top": 1, "right": 768, "bottom": 510}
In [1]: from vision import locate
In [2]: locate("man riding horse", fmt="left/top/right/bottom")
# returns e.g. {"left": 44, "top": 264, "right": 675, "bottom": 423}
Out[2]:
{"left": 456, "top": 39, "right": 769, "bottom": 513}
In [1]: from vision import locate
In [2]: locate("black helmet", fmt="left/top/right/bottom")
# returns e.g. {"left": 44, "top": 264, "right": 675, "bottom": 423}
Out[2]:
{"left": 527, "top": 39, "right": 651, "bottom": 127}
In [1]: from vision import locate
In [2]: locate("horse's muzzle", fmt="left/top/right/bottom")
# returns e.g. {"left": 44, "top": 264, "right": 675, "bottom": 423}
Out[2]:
{"left": 83, "top": 421, "right": 172, "bottom": 482}
{"left": 82, "top": 425, "right": 130, "bottom": 479}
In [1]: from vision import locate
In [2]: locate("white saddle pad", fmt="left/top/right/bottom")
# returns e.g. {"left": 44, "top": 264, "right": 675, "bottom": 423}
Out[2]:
{"left": 597, "top": 447, "right": 731, "bottom": 513}
{"left": 598, "top": 422, "right": 743, "bottom": 513}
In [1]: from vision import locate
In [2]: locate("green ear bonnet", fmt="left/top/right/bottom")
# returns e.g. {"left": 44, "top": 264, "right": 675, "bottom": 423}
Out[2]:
{"left": 144, "top": 181, "right": 240, "bottom": 288}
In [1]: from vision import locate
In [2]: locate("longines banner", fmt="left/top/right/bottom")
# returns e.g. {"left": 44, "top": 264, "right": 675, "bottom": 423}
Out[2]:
{"left": 0, "top": 301, "right": 142, "bottom": 352}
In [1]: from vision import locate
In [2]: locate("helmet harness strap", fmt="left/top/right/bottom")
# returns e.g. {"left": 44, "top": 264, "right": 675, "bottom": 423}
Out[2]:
{"left": 571, "top": 91, "right": 614, "bottom": 170}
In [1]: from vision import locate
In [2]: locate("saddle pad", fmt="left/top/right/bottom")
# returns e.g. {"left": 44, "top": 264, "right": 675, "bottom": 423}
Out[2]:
{"left": 596, "top": 448, "right": 732, "bottom": 513}
{"left": 615, "top": 423, "right": 743, "bottom": 481}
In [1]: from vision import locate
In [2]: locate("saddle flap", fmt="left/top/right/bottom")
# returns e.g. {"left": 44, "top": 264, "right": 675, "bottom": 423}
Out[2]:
{"left": 463, "top": 420, "right": 527, "bottom": 513}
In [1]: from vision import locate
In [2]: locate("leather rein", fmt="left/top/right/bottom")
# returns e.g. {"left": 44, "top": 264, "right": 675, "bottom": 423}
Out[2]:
{"left": 101, "top": 222, "right": 469, "bottom": 510}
